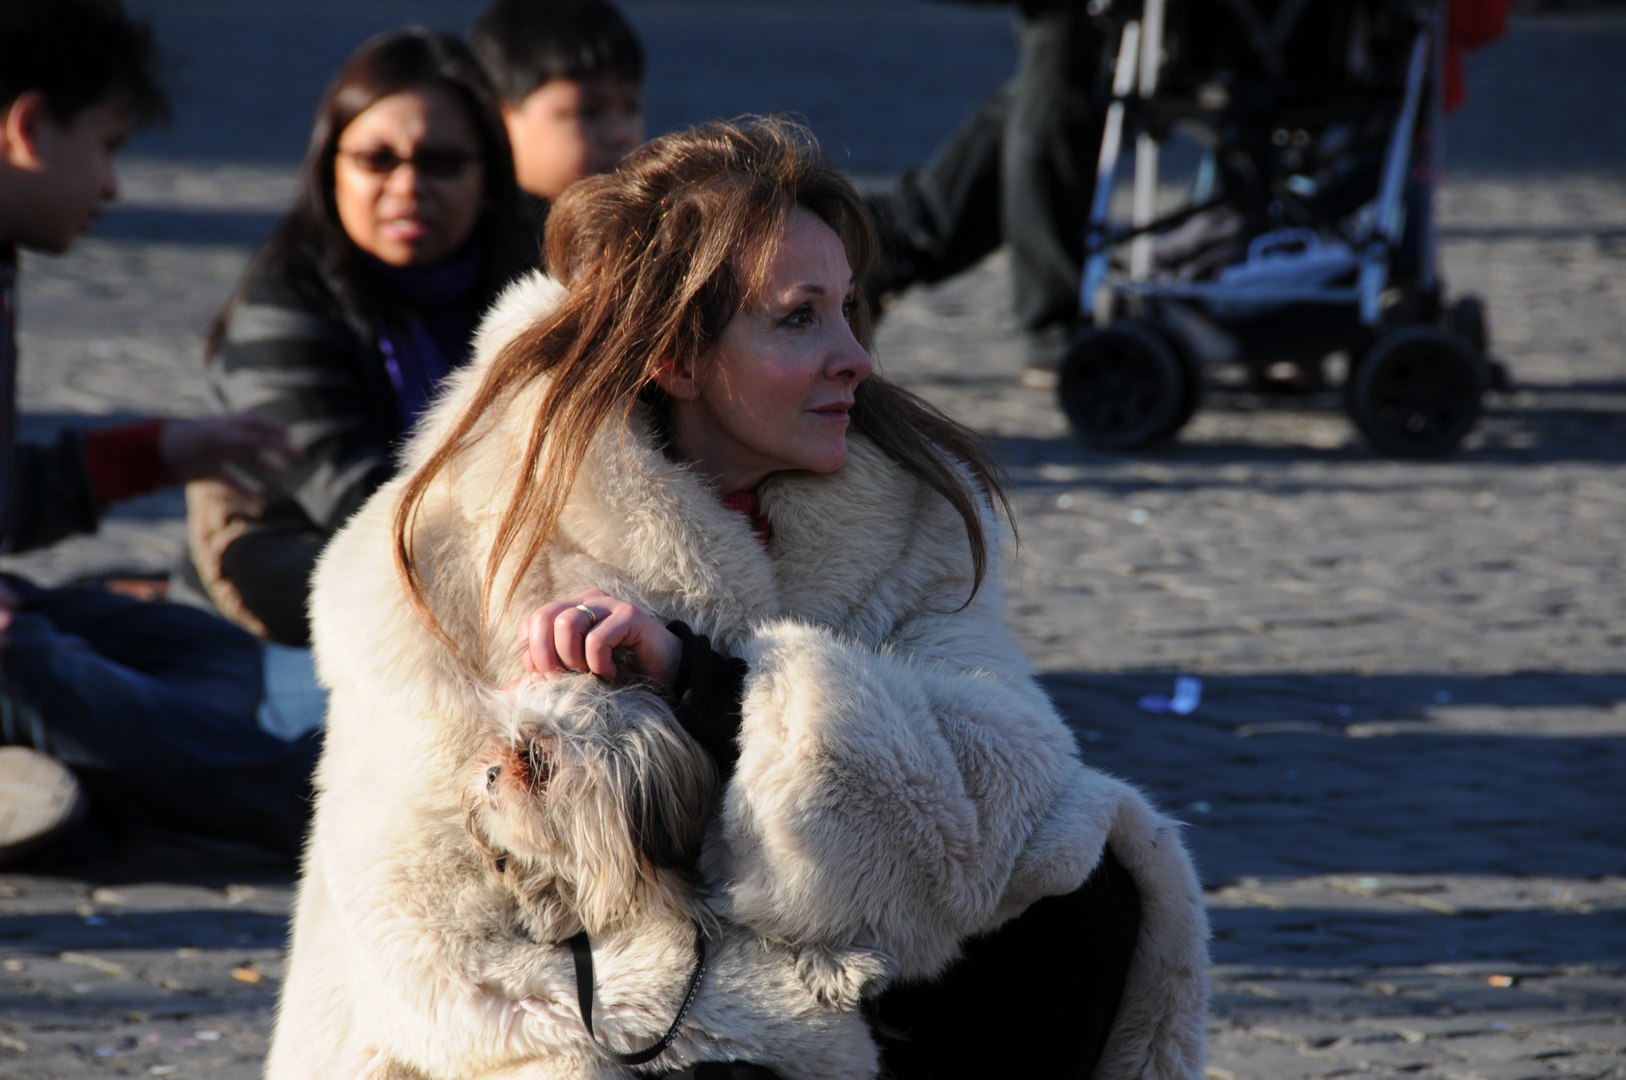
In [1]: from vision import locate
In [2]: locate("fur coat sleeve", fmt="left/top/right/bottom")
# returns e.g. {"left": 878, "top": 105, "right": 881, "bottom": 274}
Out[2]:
{"left": 707, "top": 450, "right": 1210, "bottom": 1080}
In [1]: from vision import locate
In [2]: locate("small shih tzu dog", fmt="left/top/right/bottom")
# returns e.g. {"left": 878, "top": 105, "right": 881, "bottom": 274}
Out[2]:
{"left": 367, "top": 675, "right": 890, "bottom": 1080}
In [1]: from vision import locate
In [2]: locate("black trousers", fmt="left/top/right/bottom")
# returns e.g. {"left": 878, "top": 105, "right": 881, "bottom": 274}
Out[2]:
{"left": 871, "top": 849, "right": 1141, "bottom": 1079}
{"left": 665, "top": 849, "right": 1141, "bottom": 1080}
{"left": 862, "top": 0, "right": 1108, "bottom": 365}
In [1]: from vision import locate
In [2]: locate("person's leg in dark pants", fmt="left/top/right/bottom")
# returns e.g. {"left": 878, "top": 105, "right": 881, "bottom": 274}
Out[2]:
{"left": 1003, "top": 0, "right": 1108, "bottom": 373}
{"left": 858, "top": 83, "right": 1010, "bottom": 308}
{"left": 871, "top": 849, "right": 1142, "bottom": 1080}
{"left": 0, "top": 577, "right": 319, "bottom": 854}
{"left": 859, "top": 1, "right": 1105, "bottom": 378}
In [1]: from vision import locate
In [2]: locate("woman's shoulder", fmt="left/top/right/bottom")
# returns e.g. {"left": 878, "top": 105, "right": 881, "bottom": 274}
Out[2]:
{"left": 469, "top": 270, "right": 566, "bottom": 368}
{"left": 307, "top": 471, "right": 488, "bottom": 700}
{"left": 216, "top": 251, "right": 361, "bottom": 361}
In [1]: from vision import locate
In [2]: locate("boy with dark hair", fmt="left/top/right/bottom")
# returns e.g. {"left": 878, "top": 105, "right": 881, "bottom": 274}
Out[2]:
{"left": 0, "top": 0, "right": 310, "bottom": 861}
{"left": 469, "top": 0, "right": 646, "bottom": 204}
{"left": 0, "top": 0, "right": 171, "bottom": 138}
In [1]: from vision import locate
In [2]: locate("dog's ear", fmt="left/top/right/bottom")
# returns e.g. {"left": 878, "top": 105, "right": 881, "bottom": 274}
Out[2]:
{"left": 624, "top": 722, "right": 718, "bottom": 872}
{"left": 628, "top": 770, "right": 690, "bottom": 871}
{"left": 565, "top": 707, "right": 718, "bottom": 935}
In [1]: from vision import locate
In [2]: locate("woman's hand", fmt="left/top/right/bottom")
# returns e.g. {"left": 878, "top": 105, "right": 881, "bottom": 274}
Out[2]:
{"left": 515, "top": 589, "right": 682, "bottom": 690}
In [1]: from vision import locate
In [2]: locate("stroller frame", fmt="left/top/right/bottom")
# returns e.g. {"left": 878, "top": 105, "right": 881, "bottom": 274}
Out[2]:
{"left": 1061, "top": 0, "right": 1494, "bottom": 456}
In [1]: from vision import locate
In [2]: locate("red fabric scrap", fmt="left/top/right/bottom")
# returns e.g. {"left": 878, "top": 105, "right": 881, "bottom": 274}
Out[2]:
{"left": 83, "top": 419, "right": 177, "bottom": 506}
{"left": 721, "top": 490, "right": 771, "bottom": 549}
{"left": 1446, "top": 0, "right": 1510, "bottom": 113}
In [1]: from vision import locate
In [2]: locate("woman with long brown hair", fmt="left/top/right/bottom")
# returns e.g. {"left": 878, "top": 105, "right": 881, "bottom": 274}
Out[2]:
{"left": 273, "top": 117, "right": 1207, "bottom": 1080}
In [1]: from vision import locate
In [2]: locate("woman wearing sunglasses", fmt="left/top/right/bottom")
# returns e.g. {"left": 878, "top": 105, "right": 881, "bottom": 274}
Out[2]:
{"left": 183, "top": 28, "right": 531, "bottom": 647}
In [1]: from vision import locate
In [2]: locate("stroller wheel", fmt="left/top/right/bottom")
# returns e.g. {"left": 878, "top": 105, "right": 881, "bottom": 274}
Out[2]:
{"left": 1058, "top": 322, "right": 1193, "bottom": 450}
{"left": 1346, "top": 327, "right": 1484, "bottom": 459}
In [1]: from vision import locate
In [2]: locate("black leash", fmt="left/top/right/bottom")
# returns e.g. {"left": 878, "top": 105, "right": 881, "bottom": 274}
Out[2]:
{"left": 567, "top": 922, "right": 707, "bottom": 1067}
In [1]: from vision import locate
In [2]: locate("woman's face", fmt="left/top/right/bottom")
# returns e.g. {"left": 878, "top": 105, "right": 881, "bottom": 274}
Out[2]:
{"left": 661, "top": 207, "right": 874, "bottom": 494}
{"left": 333, "top": 85, "right": 486, "bottom": 267}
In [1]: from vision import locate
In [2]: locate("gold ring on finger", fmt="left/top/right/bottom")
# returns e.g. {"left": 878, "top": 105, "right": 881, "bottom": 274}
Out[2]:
{"left": 574, "top": 604, "right": 599, "bottom": 629}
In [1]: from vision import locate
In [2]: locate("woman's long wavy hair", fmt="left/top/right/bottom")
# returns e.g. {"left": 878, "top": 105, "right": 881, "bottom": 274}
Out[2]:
{"left": 393, "top": 117, "right": 1008, "bottom": 647}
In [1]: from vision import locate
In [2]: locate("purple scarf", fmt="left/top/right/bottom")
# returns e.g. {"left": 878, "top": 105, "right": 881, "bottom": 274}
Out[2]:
{"left": 371, "top": 243, "right": 485, "bottom": 436}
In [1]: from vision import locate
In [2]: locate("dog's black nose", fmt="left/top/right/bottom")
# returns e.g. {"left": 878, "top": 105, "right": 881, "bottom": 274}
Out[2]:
{"left": 486, "top": 765, "right": 502, "bottom": 791}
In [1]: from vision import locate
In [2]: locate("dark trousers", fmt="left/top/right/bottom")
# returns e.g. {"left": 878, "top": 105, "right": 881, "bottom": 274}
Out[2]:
{"left": 862, "top": 0, "right": 1107, "bottom": 365}
{"left": 871, "top": 849, "right": 1141, "bottom": 1079}
{"left": 663, "top": 850, "right": 1141, "bottom": 1080}
{"left": 0, "top": 575, "right": 319, "bottom": 855}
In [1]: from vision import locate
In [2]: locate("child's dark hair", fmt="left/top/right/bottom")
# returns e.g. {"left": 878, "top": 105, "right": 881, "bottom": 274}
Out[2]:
{"left": 469, "top": 0, "right": 645, "bottom": 105}
{"left": 0, "top": 0, "right": 170, "bottom": 126}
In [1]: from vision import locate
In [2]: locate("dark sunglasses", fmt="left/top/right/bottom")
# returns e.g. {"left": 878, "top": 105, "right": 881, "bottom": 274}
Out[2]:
{"left": 339, "top": 147, "right": 478, "bottom": 179}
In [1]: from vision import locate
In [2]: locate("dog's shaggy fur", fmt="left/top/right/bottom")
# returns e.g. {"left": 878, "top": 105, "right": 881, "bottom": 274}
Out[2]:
{"left": 357, "top": 678, "right": 887, "bottom": 1080}
{"left": 466, "top": 677, "right": 717, "bottom": 947}
{"left": 268, "top": 271, "right": 1210, "bottom": 1080}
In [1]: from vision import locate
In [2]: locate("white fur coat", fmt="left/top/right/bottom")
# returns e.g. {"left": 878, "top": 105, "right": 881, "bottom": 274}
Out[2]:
{"left": 269, "top": 272, "right": 1209, "bottom": 1080}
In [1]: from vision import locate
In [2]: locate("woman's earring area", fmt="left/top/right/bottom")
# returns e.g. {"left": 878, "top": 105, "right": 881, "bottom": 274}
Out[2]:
{"left": 652, "top": 353, "right": 700, "bottom": 402}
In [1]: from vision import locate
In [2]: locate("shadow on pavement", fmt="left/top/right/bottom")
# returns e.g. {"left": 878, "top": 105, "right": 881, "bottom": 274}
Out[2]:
{"left": 1209, "top": 904, "right": 1626, "bottom": 967}
{"left": 1044, "top": 670, "right": 1626, "bottom": 965}
{"left": 7, "top": 821, "right": 295, "bottom": 888}
{"left": 1047, "top": 670, "right": 1619, "bottom": 962}
{"left": 996, "top": 385, "right": 1626, "bottom": 472}
{"left": 0, "top": 910, "right": 287, "bottom": 953}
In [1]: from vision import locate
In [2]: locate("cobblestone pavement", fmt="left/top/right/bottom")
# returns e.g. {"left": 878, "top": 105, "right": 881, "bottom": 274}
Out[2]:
{"left": 1, "top": 4, "right": 1623, "bottom": 1078}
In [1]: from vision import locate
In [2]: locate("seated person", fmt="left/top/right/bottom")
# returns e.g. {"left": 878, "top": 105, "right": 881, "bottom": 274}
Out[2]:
{"left": 469, "top": 0, "right": 646, "bottom": 224}
{"left": 268, "top": 117, "right": 1206, "bottom": 1080}
{"left": 184, "top": 28, "right": 533, "bottom": 646}
{"left": 0, "top": 0, "right": 308, "bottom": 859}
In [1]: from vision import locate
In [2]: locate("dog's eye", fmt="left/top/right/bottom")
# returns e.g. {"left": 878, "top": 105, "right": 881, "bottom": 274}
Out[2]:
{"left": 486, "top": 765, "right": 501, "bottom": 790}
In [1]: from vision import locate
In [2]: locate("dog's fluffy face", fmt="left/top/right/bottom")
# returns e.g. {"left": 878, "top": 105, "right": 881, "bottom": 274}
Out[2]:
{"left": 475, "top": 728, "right": 559, "bottom": 865}
{"left": 468, "top": 675, "right": 718, "bottom": 940}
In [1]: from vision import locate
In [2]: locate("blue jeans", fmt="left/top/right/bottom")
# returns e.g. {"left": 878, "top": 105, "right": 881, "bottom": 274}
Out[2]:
{"left": 0, "top": 575, "right": 320, "bottom": 855}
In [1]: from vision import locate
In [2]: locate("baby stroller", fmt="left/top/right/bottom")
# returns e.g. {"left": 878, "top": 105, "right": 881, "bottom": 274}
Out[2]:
{"left": 1060, "top": 0, "right": 1498, "bottom": 457}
